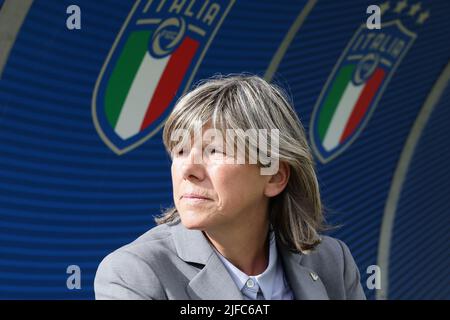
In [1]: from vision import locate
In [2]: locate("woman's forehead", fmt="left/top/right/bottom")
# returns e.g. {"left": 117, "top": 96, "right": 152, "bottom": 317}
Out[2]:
{"left": 169, "top": 117, "right": 227, "bottom": 138}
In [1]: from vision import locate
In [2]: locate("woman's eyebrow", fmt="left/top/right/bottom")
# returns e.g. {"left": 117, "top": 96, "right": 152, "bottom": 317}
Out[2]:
{"left": 202, "top": 136, "right": 226, "bottom": 145}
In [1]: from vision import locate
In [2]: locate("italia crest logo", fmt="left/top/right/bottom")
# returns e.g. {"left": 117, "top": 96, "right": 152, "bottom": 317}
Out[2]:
{"left": 93, "top": 0, "right": 235, "bottom": 154}
{"left": 310, "top": 1, "right": 429, "bottom": 163}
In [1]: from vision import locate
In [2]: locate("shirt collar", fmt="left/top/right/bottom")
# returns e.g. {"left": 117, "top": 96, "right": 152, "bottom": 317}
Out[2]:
{"left": 215, "top": 231, "right": 278, "bottom": 299}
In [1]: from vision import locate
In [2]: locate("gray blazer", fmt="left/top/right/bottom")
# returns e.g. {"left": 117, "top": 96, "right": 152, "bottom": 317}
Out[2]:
{"left": 94, "top": 221, "right": 366, "bottom": 300}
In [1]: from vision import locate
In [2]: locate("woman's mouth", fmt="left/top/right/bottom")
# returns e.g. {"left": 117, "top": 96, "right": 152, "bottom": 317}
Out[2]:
{"left": 182, "top": 193, "right": 211, "bottom": 200}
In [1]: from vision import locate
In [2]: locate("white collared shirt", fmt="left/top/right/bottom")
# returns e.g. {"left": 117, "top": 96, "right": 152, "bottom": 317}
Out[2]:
{"left": 215, "top": 231, "right": 294, "bottom": 300}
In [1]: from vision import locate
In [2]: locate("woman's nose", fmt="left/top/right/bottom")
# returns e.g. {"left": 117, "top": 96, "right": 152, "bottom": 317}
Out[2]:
{"left": 181, "top": 147, "right": 206, "bottom": 181}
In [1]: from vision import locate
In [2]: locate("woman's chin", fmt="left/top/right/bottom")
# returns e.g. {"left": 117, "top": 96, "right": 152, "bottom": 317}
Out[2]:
{"left": 179, "top": 213, "right": 209, "bottom": 230}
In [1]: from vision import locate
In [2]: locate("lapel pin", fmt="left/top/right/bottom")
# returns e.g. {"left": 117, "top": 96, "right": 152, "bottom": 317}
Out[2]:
{"left": 310, "top": 272, "right": 319, "bottom": 281}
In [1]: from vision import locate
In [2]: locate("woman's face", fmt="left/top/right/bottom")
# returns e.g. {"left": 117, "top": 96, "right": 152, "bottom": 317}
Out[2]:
{"left": 171, "top": 126, "right": 271, "bottom": 232}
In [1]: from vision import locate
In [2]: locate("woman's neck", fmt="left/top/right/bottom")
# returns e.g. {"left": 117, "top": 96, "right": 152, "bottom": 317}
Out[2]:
{"left": 204, "top": 218, "right": 270, "bottom": 276}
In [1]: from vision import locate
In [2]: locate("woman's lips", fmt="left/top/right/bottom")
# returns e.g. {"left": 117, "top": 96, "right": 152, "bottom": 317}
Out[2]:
{"left": 181, "top": 193, "right": 212, "bottom": 205}
{"left": 182, "top": 194, "right": 211, "bottom": 200}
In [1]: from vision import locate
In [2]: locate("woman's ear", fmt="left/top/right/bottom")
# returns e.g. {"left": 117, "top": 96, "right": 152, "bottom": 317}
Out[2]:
{"left": 264, "top": 161, "right": 290, "bottom": 198}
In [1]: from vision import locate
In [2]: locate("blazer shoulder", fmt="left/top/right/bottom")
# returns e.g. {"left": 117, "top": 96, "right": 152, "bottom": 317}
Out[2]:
{"left": 301, "top": 235, "right": 366, "bottom": 300}
{"left": 315, "top": 235, "right": 356, "bottom": 263}
{"left": 315, "top": 235, "right": 344, "bottom": 257}
{"left": 108, "top": 223, "right": 177, "bottom": 264}
{"left": 300, "top": 235, "right": 347, "bottom": 275}
{"left": 130, "top": 223, "right": 172, "bottom": 243}
{"left": 94, "top": 223, "right": 175, "bottom": 300}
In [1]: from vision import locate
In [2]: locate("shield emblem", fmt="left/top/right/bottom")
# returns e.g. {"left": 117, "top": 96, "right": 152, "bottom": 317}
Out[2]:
{"left": 310, "top": 20, "right": 416, "bottom": 163}
{"left": 93, "top": 0, "right": 235, "bottom": 154}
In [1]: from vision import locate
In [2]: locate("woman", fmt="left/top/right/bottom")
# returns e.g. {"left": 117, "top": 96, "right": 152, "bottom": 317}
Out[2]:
{"left": 94, "top": 74, "right": 366, "bottom": 300}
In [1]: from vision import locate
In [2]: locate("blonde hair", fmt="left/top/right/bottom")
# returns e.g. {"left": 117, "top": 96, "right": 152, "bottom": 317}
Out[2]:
{"left": 157, "top": 74, "right": 325, "bottom": 252}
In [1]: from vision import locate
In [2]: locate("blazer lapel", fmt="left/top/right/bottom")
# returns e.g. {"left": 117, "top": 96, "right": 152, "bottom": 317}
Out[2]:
{"left": 278, "top": 244, "right": 329, "bottom": 300}
{"left": 170, "top": 221, "right": 329, "bottom": 300}
{"left": 187, "top": 253, "right": 244, "bottom": 300}
{"left": 171, "top": 221, "right": 243, "bottom": 300}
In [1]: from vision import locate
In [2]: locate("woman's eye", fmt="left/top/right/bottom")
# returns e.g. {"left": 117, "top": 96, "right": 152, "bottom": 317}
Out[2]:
{"left": 172, "top": 148, "right": 186, "bottom": 157}
{"left": 209, "top": 148, "right": 223, "bottom": 155}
